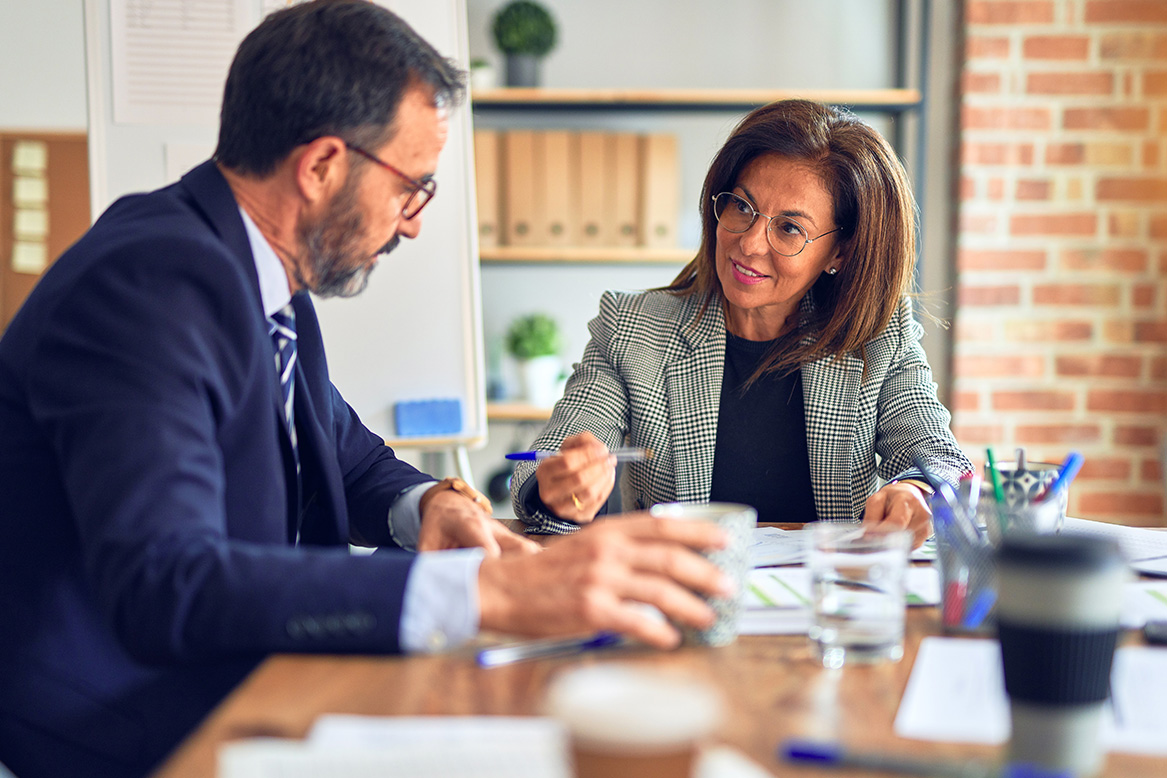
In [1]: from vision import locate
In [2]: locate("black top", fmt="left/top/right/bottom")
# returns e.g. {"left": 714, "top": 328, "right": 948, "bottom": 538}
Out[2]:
{"left": 709, "top": 332, "right": 817, "bottom": 524}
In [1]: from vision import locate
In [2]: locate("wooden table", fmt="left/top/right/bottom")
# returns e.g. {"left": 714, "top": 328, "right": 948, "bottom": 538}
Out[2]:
{"left": 153, "top": 528, "right": 1165, "bottom": 778}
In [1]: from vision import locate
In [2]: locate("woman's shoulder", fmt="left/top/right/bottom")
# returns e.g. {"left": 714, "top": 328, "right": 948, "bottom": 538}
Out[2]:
{"left": 598, "top": 288, "right": 705, "bottom": 326}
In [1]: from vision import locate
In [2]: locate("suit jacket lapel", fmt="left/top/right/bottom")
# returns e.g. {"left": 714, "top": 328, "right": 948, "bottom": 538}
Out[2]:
{"left": 664, "top": 296, "right": 725, "bottom": 503}
{"left": 802, "top": 349, "right": 864, "bottom": 522}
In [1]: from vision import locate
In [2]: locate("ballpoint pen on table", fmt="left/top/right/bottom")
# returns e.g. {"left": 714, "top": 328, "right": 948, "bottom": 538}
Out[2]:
{"left": 505, "top": 447, "right": 652, "bottom": 462}
{"left": 475, "top": 632, "right": 622, "bottom": 668}
{"left": 780, "top": 739, "right": 1072, "bottom": 778}
{"left": 1035, "top": 451, "right": 1083, "bottom": 503}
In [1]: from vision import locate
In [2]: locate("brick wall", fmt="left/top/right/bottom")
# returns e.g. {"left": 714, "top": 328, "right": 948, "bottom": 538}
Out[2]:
{"left": 953, "top": 0, "right": 1167, "bottom": 526}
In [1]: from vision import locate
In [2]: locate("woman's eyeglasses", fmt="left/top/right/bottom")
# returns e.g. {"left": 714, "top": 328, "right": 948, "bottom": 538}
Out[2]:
{"left": 711, "top": 192, "right": 839, "bottom": 257}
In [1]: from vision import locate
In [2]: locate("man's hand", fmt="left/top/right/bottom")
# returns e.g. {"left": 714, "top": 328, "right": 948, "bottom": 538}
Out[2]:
{"left": 476, "top": 513, "right": 730, "bottom": 650}
{"left": 861, "top": 481, "right": 933, "bottom": 548}
{"left": 417, "top": 487, "right": 539, "bottom": 557}
{"left": 534, "top": 431, "right": 617, "bottom": 523}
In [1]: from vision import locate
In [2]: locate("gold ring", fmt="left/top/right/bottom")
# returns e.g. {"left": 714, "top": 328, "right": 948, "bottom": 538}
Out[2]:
{"left": 571, "top": 493, "right": 583, "bottom": 510}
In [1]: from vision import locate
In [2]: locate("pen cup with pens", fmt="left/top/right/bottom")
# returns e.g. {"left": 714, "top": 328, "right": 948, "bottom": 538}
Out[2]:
{"left": 932, "top": 450, "right": 1083, "bottom": 635}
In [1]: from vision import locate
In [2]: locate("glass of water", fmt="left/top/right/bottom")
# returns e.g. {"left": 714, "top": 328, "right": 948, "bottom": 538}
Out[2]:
{"left": 807, "top": 523, "right": 912, "bottom": 669}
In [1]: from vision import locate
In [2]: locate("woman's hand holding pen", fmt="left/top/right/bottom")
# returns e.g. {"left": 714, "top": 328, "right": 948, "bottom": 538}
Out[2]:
{"left": 534, "top": 431, "right": 617, "bottom": 523}
{"left": 861, "top": 481, "right": 933, "bottom": 549}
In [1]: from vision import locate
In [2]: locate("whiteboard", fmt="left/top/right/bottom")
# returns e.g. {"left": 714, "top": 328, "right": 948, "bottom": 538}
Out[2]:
{"left": 82, "top": 0, "right": 486, "bottom": 449}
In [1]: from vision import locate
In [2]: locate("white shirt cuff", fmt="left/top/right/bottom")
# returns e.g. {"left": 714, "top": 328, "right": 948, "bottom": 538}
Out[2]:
{"left": 399, "top": 548, "right": 484, "bottom": 653}
{"left": 387, "top": 481, "right": 436, "bottom": 551}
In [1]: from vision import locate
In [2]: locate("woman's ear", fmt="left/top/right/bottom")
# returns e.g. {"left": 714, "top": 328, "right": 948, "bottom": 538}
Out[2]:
{"left": 294, "top": 136, "right": 349, "bottom": 205}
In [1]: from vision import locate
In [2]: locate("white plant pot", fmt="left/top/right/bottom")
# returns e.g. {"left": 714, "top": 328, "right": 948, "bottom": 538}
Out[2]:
{"left": 517, "top": 355, "right": 562, "bottom": 408}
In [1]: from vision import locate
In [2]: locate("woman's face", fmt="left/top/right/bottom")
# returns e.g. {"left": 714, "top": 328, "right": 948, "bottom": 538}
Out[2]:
{"left": 714, "top": 153, "right": 841, "bottom": 341}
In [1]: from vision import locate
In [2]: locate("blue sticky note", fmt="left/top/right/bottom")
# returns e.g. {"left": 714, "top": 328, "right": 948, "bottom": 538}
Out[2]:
{"left": 394, "top": 399, "right": 462, "bottom": 436}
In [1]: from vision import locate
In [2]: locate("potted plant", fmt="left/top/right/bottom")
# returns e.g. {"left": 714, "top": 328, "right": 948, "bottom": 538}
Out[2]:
{"left": 506, "top": 312, "right": 563, "bottom": 407}
{"left": 491, "top": 0, "right": 557, "bottom": 87}
{"left": 468, "top": 57, "right": 496, "bottom": 92}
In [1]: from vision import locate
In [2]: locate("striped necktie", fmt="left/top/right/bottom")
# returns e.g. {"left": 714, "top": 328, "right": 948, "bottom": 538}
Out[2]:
{"left": 268, "top": 303, "right": 298, "bottom": 464}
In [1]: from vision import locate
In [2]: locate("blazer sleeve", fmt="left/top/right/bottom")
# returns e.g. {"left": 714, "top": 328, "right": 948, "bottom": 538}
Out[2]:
{"left": 511, "top": 291, "right": 633, "bottom": 533}
{"left": 28, "top": 243, "right": 416, "bottom": 660}
{"left": 873, "top": 298, "right": 973, "bottom": 489}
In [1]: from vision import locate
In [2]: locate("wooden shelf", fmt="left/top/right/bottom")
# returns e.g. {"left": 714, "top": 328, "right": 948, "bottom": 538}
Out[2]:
{"left": 487, "top": 402, "right": 553, "bottom": 422}
{"left": 479, "top": 245, "right": 694, "bottom": 265}
{"left": 471, "top": 87, "right": 922, "bottom": 113}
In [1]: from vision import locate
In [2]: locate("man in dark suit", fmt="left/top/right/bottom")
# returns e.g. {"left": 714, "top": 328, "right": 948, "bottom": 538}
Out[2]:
{"left": 0, "top": 3, "right": 729, "bottom": 777}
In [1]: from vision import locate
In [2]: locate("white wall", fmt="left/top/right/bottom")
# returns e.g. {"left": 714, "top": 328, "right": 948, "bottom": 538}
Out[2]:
{"left": 0, "top": 0, "right": 88, "bottom": 129}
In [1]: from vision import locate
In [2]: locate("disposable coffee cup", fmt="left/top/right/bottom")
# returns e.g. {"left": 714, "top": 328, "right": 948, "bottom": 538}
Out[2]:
{"left": 996, "top": 534, "right": 1127, "bottom": 777}
{"left": 544, "top": 663, "right": 723, "bottom": 778}
{"left": 648, "top": 502, "right": 757, "bottom": 646}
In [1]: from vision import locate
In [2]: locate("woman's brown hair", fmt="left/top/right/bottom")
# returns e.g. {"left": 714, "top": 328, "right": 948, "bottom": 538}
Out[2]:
{"left": 663, "top": 99, "right": 917, "bottom": 383}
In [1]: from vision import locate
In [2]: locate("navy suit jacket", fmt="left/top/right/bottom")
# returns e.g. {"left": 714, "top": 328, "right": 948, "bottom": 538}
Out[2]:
{"left": 0, "top": 162, "right": 433, "bottom": 777}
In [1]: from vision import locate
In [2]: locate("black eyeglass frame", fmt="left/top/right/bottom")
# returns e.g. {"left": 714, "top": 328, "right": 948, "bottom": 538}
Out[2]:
{"left": 711, "top": 192, "right": 841, "bottom": 257}
{"left": 347, "top": 143, "right": 437, "bottom": 220}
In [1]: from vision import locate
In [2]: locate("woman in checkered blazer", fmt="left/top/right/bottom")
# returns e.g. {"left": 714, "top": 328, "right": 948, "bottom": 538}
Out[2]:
{"left": 511, "top": 100, "right": 972, "bottom": 547}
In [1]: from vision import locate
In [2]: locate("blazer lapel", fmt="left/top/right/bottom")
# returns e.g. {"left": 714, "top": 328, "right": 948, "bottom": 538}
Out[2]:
{"left": 664, "top": 297, "right": 726, "bottom": 503}
{"left": 802, "top": 349, "right": 864, "bottom": 522}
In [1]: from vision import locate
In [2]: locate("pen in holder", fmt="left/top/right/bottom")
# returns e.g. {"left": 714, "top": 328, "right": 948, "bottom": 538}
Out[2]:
{"left": 930, "top": 493, "right": 996, "bottom": 635}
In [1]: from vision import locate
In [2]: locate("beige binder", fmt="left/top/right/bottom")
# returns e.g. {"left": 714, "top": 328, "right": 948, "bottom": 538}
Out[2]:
{"left": 575, "top": 131, "right": 610, "bottom": 246}
{"left": 609, "top": 133, "right": 640, "bottom": 247}
{"left": 639, "top": 134, "right": 680, "bottom": 248}
{"left": 536, "top": 130, "right": 574, "bottom": 246}
{"left": 472, "top": 129, "right": 500, "bottom": 247}
{"left": 502, "top": 130, "right": 539, "bottom": 246}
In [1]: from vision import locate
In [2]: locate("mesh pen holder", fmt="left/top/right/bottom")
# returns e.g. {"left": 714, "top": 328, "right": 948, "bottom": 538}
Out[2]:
{"left": 931, "top": 495, "right": 998, "bottom": 635}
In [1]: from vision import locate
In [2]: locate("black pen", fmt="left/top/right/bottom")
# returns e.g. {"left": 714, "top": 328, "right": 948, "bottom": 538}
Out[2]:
{"left": 505, "top": 447, "right": 651, "bottom": 462}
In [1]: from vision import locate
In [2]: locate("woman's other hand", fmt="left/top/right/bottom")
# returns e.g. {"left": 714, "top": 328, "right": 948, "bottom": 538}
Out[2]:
{"left": 534, "top": 431, "right": 617, "bottom": 523}
{"left": 861, "top": 481, "right": 932, "bottom": 548}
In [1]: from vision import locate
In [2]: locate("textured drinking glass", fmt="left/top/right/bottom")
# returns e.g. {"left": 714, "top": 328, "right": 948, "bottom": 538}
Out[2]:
{"left": 648, "top": 502, "right": 757, "bottom": 647}
{"left": 808, "top": 523, "right": 911, "bottom": 668}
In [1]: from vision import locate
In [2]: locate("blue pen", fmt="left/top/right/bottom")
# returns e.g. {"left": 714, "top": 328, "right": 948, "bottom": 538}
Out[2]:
{"left": 779, "top": 739, "right": 1069, "bottom": 778}
{"left": 475, "top": 631, "right": 622, "bottom": 668}
{"left": 505, "top": 447, "right": 652, "bottom": 462}
{"left": 962, "top": 589, "right": 997, "bottom": 630}
{"left": 1036, "top": 451, "right": 1083, "bottom": 503}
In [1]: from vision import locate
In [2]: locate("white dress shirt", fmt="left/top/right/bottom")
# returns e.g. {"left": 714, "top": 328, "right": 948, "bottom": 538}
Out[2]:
{"left": 240, "top": 208, "right": 482, "bottom": 652}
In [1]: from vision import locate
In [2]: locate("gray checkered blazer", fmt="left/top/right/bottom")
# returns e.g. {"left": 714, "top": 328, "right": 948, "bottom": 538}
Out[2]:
{"left": 511, "top": 289, "right": 972, "bottom": 534}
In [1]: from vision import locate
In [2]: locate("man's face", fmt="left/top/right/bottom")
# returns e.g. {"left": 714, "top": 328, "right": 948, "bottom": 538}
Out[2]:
{"left": 295, "top": 86, "right": 449, "bottom": 298}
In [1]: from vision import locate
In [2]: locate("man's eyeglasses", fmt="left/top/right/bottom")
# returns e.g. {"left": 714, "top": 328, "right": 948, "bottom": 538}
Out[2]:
{"left": 347, "top": 144, "right": 436, "bottom": 220}
{"left": 711, "top": 192, "right": 840, "bottom": 257}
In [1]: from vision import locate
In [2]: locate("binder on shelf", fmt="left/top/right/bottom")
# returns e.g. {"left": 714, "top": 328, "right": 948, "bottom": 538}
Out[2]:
{"left": 609, "top": 133, "right": 640, "bottom": 248}
{"left": 502, "top": 130, "right": 539, "bottom": 246}
{"left": 536, "top": 130, "right": 574, "bottom": 246}
{"left": 472, "top": 129, "right": 500, "bottom": 248}
{"left": 639, "top": 134, "right": 679, "bottom": 249}
{"left": 575, "top": 131, "right": 610, "bottom": 247}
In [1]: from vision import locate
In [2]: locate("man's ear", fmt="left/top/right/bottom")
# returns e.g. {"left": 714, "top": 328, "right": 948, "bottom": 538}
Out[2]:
{"left": 294, "top": 136, "right": 349, "bottom": 205}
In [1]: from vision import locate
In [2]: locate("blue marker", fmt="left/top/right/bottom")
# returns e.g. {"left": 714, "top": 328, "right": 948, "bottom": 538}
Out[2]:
{"left": 505, "top": 447, "right": 652, "bottom": 462}
{"left": 475, "top": 632, "right": 622, "bottom": 668}
{"left": 1037, "top": 451, "right": 1083, "bottom": 503}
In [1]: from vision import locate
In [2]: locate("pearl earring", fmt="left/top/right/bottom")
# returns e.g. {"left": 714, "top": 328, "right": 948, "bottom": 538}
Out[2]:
{"left": 827, "top": 267, "right": 838, "bottom": 275}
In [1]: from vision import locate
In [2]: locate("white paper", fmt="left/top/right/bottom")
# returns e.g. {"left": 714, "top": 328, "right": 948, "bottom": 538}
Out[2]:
{"left": 1120, "top": 581, "right": 1167, "bottom": 629}
{"left": 110, "top": 0, "right": 253, "bottom": 125}
{"left": 737, "top": 566, "right": 939, "bottom": 636}
{"left": 750, "top": 527, "right": 935, "bottom": 568}
{"left": 894, "top": 637, "right": 1167, "bottom": 755}
{"left": 1062, "top": 517, "right": 1167, "bottom": 564}
{"left": 220, "top": 715, "right": 777, "bottom": 778}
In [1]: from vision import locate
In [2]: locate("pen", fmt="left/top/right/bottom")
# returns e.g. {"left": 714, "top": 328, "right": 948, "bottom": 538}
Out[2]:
{"left": 475, "top": 631, "right": 622, "bottom": 668}
{"left": 780, "top": 739, "right": 997, "bottom": 778}
{"left": 1035, "top": 451, "right": 1083, "bottom": 503}
{"left": 985, "top": 448, "right": 1009, "bottom": 536}
{"left": 961, "top": 588, "right": 997, "bottom": 630}
{"left": 505, "top": 447, "right": 652, "bottom": 462}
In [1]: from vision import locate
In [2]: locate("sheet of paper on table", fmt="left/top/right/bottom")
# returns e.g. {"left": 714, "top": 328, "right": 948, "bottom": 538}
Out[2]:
{"left": 737, "top": 566, "right": 940, "bottom": 636}
{"left": 749, "top": 526, "right": 935, "bottom": 568}
{"left": 1062, "top": 517, "right": 1167, "bottom": 577}
{"left": 219, "top": 715, "right": 777, "bottom": 778}
{"left": 894, "top": 637, "right": 1167, "bottom": 756}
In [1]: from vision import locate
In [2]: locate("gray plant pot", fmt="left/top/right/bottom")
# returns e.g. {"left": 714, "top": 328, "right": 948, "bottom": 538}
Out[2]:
{"left": 505, "top": 54, "right": 541, "bottom": 87}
